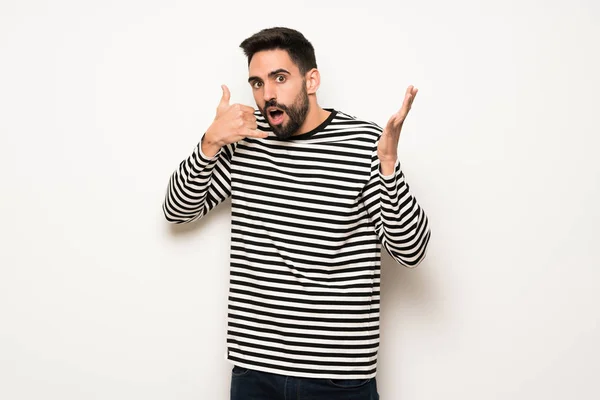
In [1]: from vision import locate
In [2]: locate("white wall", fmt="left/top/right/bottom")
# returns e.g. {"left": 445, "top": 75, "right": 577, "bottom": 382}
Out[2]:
{"left": 1, "top": 0, "right": 599, "bottom": 399}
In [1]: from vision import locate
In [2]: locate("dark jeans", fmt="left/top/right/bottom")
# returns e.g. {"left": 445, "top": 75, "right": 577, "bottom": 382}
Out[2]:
{"left": 230, "top": 365, "right": 380, "bottom": 400}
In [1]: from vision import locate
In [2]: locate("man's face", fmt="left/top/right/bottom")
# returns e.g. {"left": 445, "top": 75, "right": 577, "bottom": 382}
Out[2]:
{"left": 248, "top": 49, "right": 309, "bottom": 140}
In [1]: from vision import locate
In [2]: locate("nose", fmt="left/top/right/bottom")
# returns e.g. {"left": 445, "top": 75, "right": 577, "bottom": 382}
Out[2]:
{"left": 262, "top": 82, "right": 276, "bottom": 103}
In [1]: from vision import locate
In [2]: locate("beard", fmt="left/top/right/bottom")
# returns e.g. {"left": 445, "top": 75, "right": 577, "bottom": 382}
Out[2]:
{"left": 262, "top": 84, "right": 309, "bottom": 140}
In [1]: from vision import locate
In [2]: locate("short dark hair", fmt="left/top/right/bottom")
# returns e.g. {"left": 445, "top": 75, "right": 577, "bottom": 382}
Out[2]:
{"left": 239, "top": 27, "right": 317, "bottom": 75}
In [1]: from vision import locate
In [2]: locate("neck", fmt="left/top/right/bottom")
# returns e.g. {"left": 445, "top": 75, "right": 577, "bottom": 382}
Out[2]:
{"left": 293, "top": 99, "right": 330, "bottom": 136}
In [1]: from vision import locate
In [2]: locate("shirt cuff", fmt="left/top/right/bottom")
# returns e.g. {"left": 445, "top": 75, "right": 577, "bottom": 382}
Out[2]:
{"left": 379, "top": 159, "right": 400, "bottom": 181}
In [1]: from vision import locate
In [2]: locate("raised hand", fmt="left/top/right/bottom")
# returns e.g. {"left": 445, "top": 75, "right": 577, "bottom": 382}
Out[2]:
{"left": 202, "top": 85, "right": 268, "bottom": 157}
{"left": 377, "top": 85, "right": 418, "bottom": 166}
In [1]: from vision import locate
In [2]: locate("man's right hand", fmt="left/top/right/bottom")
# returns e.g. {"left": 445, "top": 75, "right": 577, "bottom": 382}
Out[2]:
{"left": 201, "top": 85, "right": 268, "bottom": 157}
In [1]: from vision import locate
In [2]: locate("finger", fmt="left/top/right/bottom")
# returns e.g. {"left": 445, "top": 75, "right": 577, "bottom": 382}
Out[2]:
{"left": 397, "top": 92, "right": 412, "bottom": 115}
{"left": 393, "top": 111, "right": 407, "bottom": 127}
{"left": 406, "top": 94, "right": 413, "bottom": 109}
{"left": 234, "top": 104, "right": 255, "bottom": 114}
{"left": 218, "top": 84, "right": 231, "bottom": 109}
{"left": 386, "top": 114, "right": 396, "bottom": 130}
{"left": 409, "top": 88, "right": 418, "bottom": 105}
{"left": 244, "top": 117, "right": 258, "bottom": 130}
{"left": 245, "top": 129, "right": 269, "bottom": 139}
{"left": 401, "top": 85, "right": 413, "bottom": 106}
{"left": 407, "top": 89, "right": 417, "bottom": 110}
{"left": 406, "top": 85, "right": 417, "bottom": 100}
{"left": 242, "top": 113, "right": 256, "bottom": 121}
{"left": 386, "top": 114, "right": 400, "bottom": 132}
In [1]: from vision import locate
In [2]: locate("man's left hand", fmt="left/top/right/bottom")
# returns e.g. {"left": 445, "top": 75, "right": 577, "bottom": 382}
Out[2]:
{"left": 377, "top": 85, "right": 418, "bottom": 173}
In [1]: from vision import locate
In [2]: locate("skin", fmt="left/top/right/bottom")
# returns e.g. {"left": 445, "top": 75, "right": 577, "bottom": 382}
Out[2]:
{"left": 247, "top": 49, "right": 330, "bottom": 140}
{"left": 203, "top": 48, "right": 418, "bottom": 176}
{"left": 377, "top": 85, "right": 418, "bottom": 175}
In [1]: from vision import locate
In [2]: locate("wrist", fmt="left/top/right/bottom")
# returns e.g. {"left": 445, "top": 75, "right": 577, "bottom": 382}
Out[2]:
{"left": 380, "top": 159, "right": 397, "bottom": 176}
{"left": 377, "top": 149, "right": 397, "bottom": 164}
{"left": 201, "top": 132, "right": 222, "bottom": 158}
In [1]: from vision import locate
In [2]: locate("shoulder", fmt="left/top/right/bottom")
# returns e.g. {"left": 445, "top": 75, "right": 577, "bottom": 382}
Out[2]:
{"left": 332, "top": 109, "right": 383, "bottom": 143}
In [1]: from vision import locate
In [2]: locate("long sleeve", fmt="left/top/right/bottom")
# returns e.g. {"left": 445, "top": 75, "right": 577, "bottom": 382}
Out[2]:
{"left": 162, "top": 135, "right": 237, "bottom": 224}
{"left": 360, "top": 139, "right": 431, "bottom": 268}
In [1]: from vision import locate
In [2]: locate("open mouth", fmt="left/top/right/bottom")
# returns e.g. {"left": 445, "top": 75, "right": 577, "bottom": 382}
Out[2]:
{"left": 267, "top": 108, "right": 285, "bottom": 125}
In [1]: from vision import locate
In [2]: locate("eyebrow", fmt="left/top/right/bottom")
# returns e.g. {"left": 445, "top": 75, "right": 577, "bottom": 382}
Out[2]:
{"left": 248, "top": 68, "right": 291, "bottom": 83}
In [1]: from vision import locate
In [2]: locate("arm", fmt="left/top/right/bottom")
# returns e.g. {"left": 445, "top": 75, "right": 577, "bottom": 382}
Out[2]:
{"left": 162, "top": 84, "right": 268, "bottom": 224}
{"left": 360, "top": 140, "right": 431, "bottom": 267}
{"left": 162, "top": 135, "right": 236, "bottom": 224}
{"left": 362, "top": 84, "right": 431, "bottom": 267}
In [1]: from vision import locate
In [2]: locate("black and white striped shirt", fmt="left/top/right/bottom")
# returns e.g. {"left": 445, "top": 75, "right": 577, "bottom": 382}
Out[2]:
{"left": 163, "top": 108, "right": 431, "bottom": 379}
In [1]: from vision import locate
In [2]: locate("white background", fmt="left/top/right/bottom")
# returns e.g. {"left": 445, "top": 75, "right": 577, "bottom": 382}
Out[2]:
{"left": 1, "top": 0, "right": 599, "bottom": 399}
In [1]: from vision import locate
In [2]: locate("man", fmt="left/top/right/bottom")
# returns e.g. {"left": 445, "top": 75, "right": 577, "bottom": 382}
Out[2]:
{"left": 163, "top": 27, "right": 431, "bottom": 400}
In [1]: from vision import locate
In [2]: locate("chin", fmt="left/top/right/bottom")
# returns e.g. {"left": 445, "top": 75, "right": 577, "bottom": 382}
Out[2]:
{"left": 273, "top": 128, "right": 294, "bottom": 140}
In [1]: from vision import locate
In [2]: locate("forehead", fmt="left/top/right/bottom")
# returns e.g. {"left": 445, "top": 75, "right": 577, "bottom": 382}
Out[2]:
{"left": 248, "top": 49, "right": 300, "bottom": 77}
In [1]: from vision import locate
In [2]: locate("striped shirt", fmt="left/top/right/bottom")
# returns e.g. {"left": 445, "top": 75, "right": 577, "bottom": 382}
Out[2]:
{"left": 162, "top": 108, "right": 431, "bottom": 379}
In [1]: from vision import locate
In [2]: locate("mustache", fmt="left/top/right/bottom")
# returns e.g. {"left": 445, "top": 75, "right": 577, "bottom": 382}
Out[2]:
{"left": 263, "top": 100, "right": 289, "bottom": 113}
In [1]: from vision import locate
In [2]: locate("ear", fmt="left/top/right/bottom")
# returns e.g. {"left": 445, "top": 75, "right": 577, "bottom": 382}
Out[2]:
{"left": 304, "top": 68, "right": 320, "bottom": 95}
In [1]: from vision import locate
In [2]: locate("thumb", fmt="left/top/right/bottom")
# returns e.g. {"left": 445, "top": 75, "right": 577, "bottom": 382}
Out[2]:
{"left": 218, "top": 84, "right": 231, "bottom": 111}
{"left": 385, "top": 113, "right": 398, "bottom": 131}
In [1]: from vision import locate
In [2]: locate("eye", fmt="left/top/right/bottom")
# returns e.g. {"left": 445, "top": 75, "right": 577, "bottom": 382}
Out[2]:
{"left": 275, "top": 75, "right": 286, "bottom": 83}
{"left": 252, "top": 81, "right": 263, "bottom": 89}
